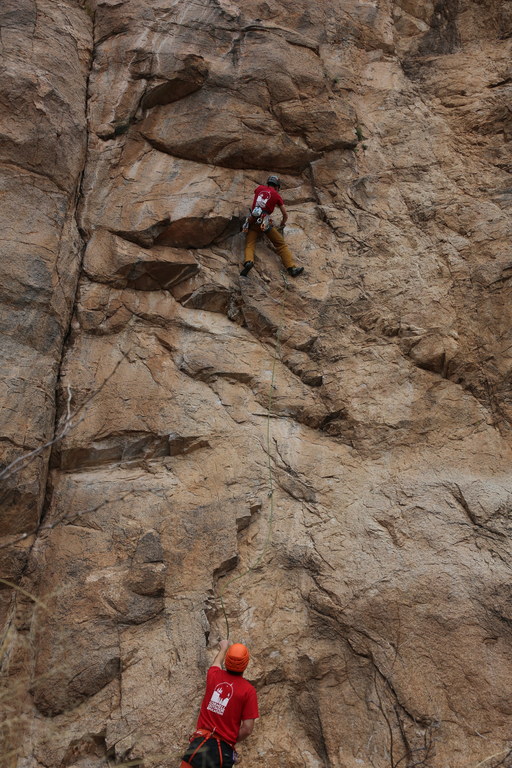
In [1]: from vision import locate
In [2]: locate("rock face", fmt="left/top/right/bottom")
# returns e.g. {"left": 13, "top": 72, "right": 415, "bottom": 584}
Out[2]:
{"left": 0, "top": 0, "right": 91, "bottom": 618}
{"left": 0, "top": 0, "right": 91, "bottom": 540}
{"left": 1, "top": 1, "right": 512, "bottom": 767}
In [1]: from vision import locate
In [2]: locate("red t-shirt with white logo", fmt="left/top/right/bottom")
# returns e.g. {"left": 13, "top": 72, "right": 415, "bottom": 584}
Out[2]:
{"left": 196, "top": 666, "right": 259, "bottom": 746}
{"left": 251, "top": 185, "right": 284, "bottom": 214}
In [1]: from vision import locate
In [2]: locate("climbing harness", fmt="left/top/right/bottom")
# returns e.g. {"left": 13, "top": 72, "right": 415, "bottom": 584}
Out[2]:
{"left": 189, "top": 729, "right": 224, "bottom": 760}
{"left": 241, "top": 206, "right": 273, "bottom": 233}
{"left": 181, "top": 728, "right": 237, "bottom": 768}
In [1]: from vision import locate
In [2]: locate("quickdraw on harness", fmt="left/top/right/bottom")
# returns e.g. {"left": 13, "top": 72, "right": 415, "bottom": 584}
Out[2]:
{"left": 242, "top": 206, "right": 273, "bottom": 233}
{"left": 181, "top": 728, "right": 237, "bottom": 768}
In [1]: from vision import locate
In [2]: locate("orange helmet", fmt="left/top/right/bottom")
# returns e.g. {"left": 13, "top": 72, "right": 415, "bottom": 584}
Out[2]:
{"left": 225, "top": 643, "right": 250, "bottom": 672}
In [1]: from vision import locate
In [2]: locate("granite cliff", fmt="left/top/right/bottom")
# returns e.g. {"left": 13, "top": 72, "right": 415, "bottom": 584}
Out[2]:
{"left": 1, "top": 0, "right": 512, "bottom": 767}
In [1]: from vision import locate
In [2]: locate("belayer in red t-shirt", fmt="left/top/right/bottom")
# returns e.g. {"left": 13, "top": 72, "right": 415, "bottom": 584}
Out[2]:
{"left": 180, "top": 640, "right": 259, "bottom": 768}
{"left": 240, "top": 174, "right": 304, "bottom": 278}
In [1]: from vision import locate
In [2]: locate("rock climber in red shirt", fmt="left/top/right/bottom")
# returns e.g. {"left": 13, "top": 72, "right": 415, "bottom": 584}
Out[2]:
{"left": 180, "top": 640, "right": 259, "bottom": 768}
{"left": 240, "top": 175, "right": 304, "bottom": 278}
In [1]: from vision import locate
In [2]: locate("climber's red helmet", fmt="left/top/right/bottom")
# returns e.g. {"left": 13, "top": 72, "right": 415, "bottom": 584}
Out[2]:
{"left": 225, "top": 643, "right": 250, "bottom": 673}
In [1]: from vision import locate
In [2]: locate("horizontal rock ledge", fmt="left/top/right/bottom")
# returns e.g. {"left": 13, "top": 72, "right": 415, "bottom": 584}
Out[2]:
{"left": 84, "top": 229, "right": 200, "bottom": 289}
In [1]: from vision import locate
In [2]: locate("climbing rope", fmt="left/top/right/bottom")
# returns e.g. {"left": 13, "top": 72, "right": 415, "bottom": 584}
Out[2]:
{"left": 216, "top": 258, "right": 289, "bottom": 640}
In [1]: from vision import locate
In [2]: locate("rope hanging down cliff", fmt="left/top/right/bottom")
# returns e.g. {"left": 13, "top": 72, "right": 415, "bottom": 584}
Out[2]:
{"left": 215, "top": 271, "right": 289, "bottom": 640}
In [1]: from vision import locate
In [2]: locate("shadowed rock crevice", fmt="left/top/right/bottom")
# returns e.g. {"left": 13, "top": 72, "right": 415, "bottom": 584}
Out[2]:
{"left": 292, "top": 688, "right": 330, "bottom": 766}
{"left": 153, "top": 215, "right": 234, "bottom": 249}
{"left": 51, "top": 430, "right": 211, "bottom": 472}
{"left": 31, "top": 643, "right": 121, "bottom": 718}
{"left": 141, "top": 117, "right": 318, "bottom": 173}
{"left": 84, "top": 229, "right": 200, "bottom": 290}
{"left": 403, "top": 0, "right": 461, "bottom": 77}
{"left": 418, "top": 0, "right": 461, "bottom": 55}
{"left": 61, "top": 729, "right": 110, "bottom": 768}
{"left": 113, "top": 220, "right": 172, "bottom": 249}
{"left": 178, "top": 282, "right": 237, "bottom": 315}
{"left": 139, "top": 54, "right": 209, "bottom": 110}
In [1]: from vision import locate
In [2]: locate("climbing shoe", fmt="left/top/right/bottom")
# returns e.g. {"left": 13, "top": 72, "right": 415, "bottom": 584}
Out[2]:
{"left": 287, "top": 266, "right": 304, "bottom": 277}
{"left": 240, "top": 261, "right": 254, "bottom": 276}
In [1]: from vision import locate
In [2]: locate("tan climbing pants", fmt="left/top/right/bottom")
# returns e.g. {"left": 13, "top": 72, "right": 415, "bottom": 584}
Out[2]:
{"left": 243, "top": 221, "right": 295, "bottom": 269}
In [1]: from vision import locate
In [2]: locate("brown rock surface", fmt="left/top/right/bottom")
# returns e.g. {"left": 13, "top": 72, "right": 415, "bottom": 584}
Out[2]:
{"left": 1, "top": 1, "right": 512, "bottom": 767}
{"left": 0, "top": 1, "right": 91, "bottom": 535}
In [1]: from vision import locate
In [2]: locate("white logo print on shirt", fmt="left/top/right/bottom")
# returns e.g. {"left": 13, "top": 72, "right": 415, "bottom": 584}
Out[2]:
{"left": 255, "top": 191, "right": 272, "bottom": 210}
{"left": 207, "top": 683, "right": 234, "bottom": 715}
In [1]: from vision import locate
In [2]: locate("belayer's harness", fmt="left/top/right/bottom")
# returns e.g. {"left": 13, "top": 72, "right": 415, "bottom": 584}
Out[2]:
{"left": 242, "top": 206, "right": 273, "bottom": 233}
{"left": 181, "top": 728, "right": 235, "bottom": 768}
